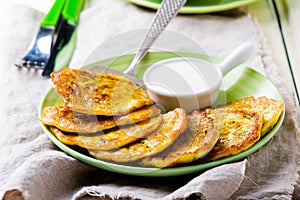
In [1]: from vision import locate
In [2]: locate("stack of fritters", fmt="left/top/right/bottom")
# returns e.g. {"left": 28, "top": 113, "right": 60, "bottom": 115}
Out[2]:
{"left": 41, "top": 68, "right": 164, "bottom": 151}
{"left": 40, "top": 68, "right": 285, "bottom": 168}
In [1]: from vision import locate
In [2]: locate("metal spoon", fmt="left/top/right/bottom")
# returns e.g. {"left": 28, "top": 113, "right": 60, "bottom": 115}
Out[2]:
{"left": 124, "top": 0, "right": 187, "bottom": 76}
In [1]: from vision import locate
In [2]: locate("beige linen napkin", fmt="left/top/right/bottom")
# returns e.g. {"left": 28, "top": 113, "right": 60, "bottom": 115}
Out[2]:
{"left": 0, "top": 2, "right": 299, "bottom": 200}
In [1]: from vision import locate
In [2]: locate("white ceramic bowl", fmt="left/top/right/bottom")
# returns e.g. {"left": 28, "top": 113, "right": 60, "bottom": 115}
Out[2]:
{"left": 143, "top": 42, "right": 254, "bottom": 113}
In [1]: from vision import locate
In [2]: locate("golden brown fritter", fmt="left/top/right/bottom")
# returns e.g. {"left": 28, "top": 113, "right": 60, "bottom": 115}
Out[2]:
{"left": 49, "top": 115, "right": 162, "bottom": 150}
{"left": 89, "top": 108, "right": 188, "bottom": 163}
{"left": 141, "top": 110, "right": 219, "bottom": 168}
{"left": 227, "top": 96, "right": 284, "bottom": 135}
{"left": 40, "top": 104, "right": 161, "bottom": 133}
{"left": 51, "top": 68, "right": 153, "bottom": 116}
{"left": 200, "top": 107, "right": 263, "bottom": 161}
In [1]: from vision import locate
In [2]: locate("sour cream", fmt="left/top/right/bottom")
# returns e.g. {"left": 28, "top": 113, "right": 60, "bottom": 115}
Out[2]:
{"left": 144, "top": 58, "right": 221, "bottom": 96}
{"left": 143, "top": 58, "right": 222, "bottom": 112}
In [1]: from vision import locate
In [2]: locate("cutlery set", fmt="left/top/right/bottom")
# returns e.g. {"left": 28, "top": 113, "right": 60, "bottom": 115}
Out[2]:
{"left": 17, "top": 0, "right": 186, "bottom": 77}
{"left": 16, "top": 0, "right": 84, "bottom": 76}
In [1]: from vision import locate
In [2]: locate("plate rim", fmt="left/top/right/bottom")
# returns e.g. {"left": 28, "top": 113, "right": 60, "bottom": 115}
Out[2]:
{"left": 39, "top": 51, "right": 285, "bottom": 177}
{"left": 128, "top": 0, "right": 259, "bottom": 14}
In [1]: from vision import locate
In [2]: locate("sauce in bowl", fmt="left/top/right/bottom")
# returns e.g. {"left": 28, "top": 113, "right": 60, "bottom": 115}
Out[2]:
{"left": 143, "top": 58, "right": 222, "bottom": 112}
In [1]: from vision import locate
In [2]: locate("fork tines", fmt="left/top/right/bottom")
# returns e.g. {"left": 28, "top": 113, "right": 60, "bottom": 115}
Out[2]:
{"left": 16, "top": 26, "right": 54, "bottom": 70}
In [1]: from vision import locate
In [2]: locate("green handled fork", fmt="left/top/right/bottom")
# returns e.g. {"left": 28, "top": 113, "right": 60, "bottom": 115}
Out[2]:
{"left": 17, "top": 0, "right": 84, "bottom": 77}
{"left": 16, "top": 0, "right": 65, "bottom": 69}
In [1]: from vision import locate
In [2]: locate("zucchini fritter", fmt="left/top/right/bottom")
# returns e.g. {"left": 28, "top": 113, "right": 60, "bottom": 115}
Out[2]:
{"left": 40, "top": 104, "right": 161, "bottom": 133}
{"left": 89, "top": 108, "right": 188, "bottom": 162}
{"left": 227, "top": 96, "right": 284, "bottom": 135}
{"left": 49, "top": 115, "right": 162, "bottom": 150}
{"left": 51, "top": 68, "right": 153, "bottom": 116}
{"left": 200, "top": 107, "right": 263, "bottom": 161}
{"left": 141, "top": 110, "right": 219, "bottom": 168}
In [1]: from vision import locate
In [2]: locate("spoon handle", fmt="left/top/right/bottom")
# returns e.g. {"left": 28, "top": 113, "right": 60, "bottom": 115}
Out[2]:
{"left": 218, "top": 42, "right": 255, "bottom": 75}
{"left": 124, "top": 0, "right": 187, "bottom": 76}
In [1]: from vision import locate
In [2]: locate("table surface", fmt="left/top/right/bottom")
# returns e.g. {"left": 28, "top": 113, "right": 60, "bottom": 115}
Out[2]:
{"left": 249, "top": 0, "right": 299, "bottom": 108}
{"left": 1, "top": 0, "right": 299, "bottom": 108}
{"left": 273, "top": 0, "right": 300, "bottom": 105}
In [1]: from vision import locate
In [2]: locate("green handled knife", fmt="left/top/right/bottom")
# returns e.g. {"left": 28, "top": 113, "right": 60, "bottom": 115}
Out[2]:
{"left": 42, "top": 0, "right": 85, "bottom": 76}
{"left": 41, "top": 0, "right": 65, "bottom": 29}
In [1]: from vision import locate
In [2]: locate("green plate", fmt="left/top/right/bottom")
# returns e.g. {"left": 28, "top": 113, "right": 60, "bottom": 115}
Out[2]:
{"left": 128, "top": 0, "right": 259, "bottom": 14}
{"left": 39, "top": 51, "right": 285, "bottom": 177}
